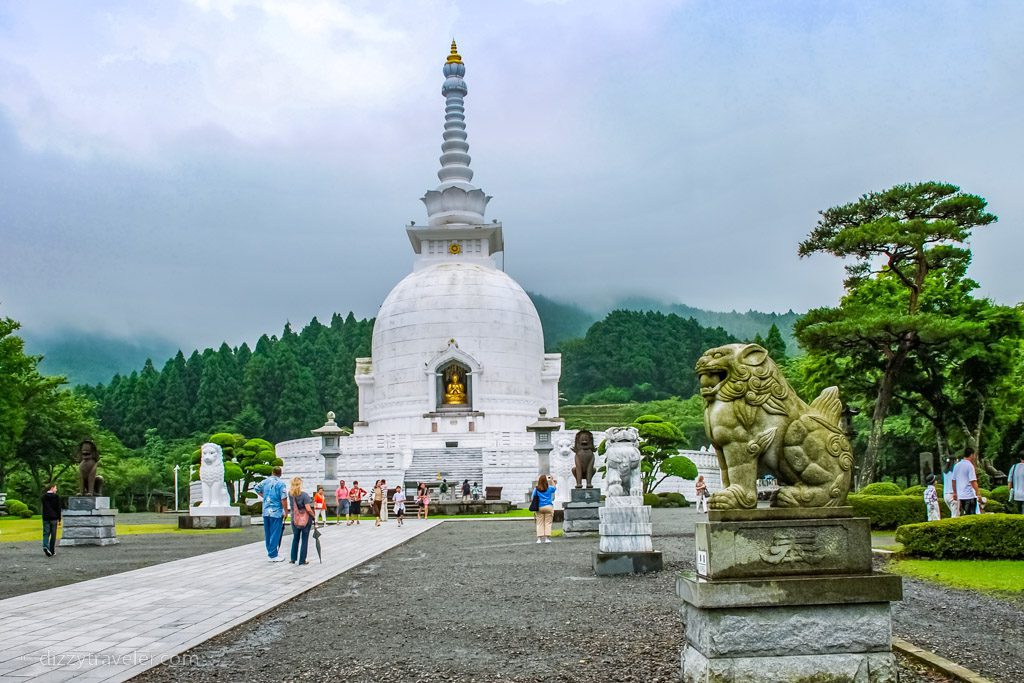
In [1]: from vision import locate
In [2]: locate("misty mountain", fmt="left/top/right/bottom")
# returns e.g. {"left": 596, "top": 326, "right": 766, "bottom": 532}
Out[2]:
{"left": 21, "top": 329, "right": 180, "bottom": 387}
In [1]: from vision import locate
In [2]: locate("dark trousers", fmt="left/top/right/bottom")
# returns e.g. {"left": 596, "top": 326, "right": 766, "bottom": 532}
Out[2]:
{"left": 960, "top": 498, "right": 978, "bottom": 516}
{"left": 290, "top": 523, "right": 311, "bottom": 563}
{"left": 263, "top": 516, "right": 284, "bottom": 558}
{"left": 42, "top": 520, "right": 58, "bottom": 553}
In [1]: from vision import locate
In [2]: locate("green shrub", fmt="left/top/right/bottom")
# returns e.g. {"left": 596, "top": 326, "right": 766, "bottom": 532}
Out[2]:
{"left": 896, "top": 514, "right": 1024, "bottom": 559}
{"left": 643, "top": 493, "right": 661, "bottom": 507}
{"left": 5, "top": 499, "right": 32, "bottom": 518}
{"left": 978, "top": 488, "right": 992, "bottom": 500}
{"left": 859, "top": 482, "right": 904, "bottom": 496}
{"left": 983, "top": 499, "right": 1005, "bottom": 514}
{"left": 848, "top": 494, "right": 926, "bottom": 529}
{"left": 990, "top": 486, "right": 1010, "bottom": 504}
{"left": 903, "top": 485, "right": 926, "bottom": 498}
{"left": 654, "top": 492, "right": 690, "bottom": 508}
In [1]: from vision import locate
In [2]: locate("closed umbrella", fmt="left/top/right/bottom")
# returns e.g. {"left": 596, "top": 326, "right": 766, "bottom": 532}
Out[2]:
{"left": 311, "top": 524, "right": 323, "bottom": 563}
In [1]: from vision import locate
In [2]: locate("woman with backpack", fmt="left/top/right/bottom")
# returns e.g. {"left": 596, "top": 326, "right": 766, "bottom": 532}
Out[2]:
{"left": 288, "top": 477, "right": 314, "bottom": 565}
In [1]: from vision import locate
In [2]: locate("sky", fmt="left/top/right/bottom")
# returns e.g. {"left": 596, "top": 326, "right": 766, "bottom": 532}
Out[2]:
{"left": 1, "top": 0, "right": 1022, "bottom": 351}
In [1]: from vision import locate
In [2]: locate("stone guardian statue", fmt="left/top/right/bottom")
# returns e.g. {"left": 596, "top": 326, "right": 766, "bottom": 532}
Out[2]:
{"left": 695, "top": 343, "right": 853, "bottom": 509}
{"left": 77, "top": 439, "right": 104, "bottom": 496}
{"left": 571, "top": 429, "right": 597, "bottom": 488}
{"left": 198, "top": 442, "right": 232, "bottom": 508}
{"left": 603, "top": 426, "right": 643, "bottom": 497}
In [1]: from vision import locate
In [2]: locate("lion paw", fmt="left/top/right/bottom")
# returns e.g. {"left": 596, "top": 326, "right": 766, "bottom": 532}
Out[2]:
{"left": 709, "top": 485, "right": 757, "bottom": 510}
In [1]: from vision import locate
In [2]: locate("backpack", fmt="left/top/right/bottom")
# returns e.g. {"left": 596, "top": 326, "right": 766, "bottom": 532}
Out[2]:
{"left": 291, "top": 496, "right": 310, "bottom": 527}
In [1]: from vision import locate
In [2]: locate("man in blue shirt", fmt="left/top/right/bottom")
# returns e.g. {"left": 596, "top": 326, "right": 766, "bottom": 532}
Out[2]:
{"left": 254, "top": 466, "right": 288, "bottom": 561}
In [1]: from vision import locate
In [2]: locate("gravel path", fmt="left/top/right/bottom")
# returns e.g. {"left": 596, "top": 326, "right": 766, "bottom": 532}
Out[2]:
{"left": 888, "top": 564, "right": 1024, "bottom": 683}
{"left": 133, "top": 511, "right": 997, "bottom": 683}
{"left": 0, "top": 523, "right": 267, "bottom": 600}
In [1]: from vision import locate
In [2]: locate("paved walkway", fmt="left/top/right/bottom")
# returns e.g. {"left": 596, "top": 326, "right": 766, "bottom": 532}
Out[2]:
{"left": 0, "top": 519, "right": 441, "bottom": 682}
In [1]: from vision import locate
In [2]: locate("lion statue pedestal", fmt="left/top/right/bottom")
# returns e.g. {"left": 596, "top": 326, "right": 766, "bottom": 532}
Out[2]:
{"left": 677, "top": 344, "right": 902, "bottom": 683}
{"left": 593, "top": 427, "right": 662, "bottom": 576}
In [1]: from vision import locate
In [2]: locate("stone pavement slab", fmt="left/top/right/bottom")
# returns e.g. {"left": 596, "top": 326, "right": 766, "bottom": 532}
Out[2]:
{"left": 0, "top": 519, "right": 441, "bottom": 682}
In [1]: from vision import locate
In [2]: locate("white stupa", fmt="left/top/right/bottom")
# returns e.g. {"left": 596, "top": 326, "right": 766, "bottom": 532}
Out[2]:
{"left": 276, "top": 42, "right": 562, "bottom": 500}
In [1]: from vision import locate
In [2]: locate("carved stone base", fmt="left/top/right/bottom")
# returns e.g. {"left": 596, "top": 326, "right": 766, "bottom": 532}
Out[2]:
{"left": 563, "top": 487, "right": 602, "bottom": 535}
{"left": 679, "top": 513, "right": 902, "bottom": 683}
{"left": 681, "top": 646, "right": 898, "bottom": 683}
{"left": 189, "top": 505, "right": 240, "bottom": 517}
{"left": 179, "top": 514, "right": 250, "bottom": 529}
{"left": 59, "top": 497, "right": 118, "bottom": 547}
{"left": 593, "top": 550, "right": 663, "bottom": 576}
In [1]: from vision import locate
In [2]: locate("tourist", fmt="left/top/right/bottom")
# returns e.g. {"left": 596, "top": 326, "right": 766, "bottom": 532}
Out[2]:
{"left": 313, "top": 485, "right": 327, "bottom": 527}
{"left": 287, "top": 477, "right": 314, "bottom": 565}
{"left": 471, "top": 482, "right": 481, "bottom": 501}
{"left": 347, "top": 481, "right": 366, "bottom": 525}
{"left": 1008, "top": 451, "right": 1024, "bottom": 514}
{"left": 372, "top": 480, "right": 385, "bottom": 527}
{"left": 924, "top": 474, "right": 941, "bottom": 521}
{"left": 393, "top": 484, "right": 406, "bottom": 527}
{"left": 254, "top": 466, "right": 288, "bottom": 562}
{"left": 952, "top": 447, "right": 981, "bottom": 516}
{"left": 461, "top": 479, "right": 471, "bottom": 502}
{"left": 531, "top": 474, "right": 556, "bottom": 543}
{"left": 417, "top": 482, "right": 430, "bottom": 520}
{"left": 41, "top": 482, "right": 61, "bottom": 557}
{"left": 695, "top": 475, "right": 709, "bottom": 514}
{"left": 440, "top": 478, "right": 449, "bottom": 501}
{"left": 336, "top": 479, "right": 349, "bottom": 524}
{"left": 941, "top": 456, "right": 959, "bottom": 518}
{"left": 380, "top": 480, "right": 389, "bottom": 523}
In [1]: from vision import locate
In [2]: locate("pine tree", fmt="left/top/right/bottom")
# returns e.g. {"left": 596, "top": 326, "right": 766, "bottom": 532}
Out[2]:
{"left": 158, "top": 351, "right": 191, "bottom": 438}
{"left": 764, "top": 324, "right": 788, "bottom": 362}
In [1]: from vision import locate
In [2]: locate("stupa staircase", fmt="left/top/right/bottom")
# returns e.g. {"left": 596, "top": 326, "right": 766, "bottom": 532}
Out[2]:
{"left": 405, "top": 447, "right": 484, "bottom": 494}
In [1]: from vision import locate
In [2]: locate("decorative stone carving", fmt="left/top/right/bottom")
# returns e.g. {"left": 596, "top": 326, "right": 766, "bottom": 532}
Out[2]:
{"left": 570, "top": 430, "right": 597, "bottom": 489}
{"left": 77, "top": 439, "right": 104, "bottom": 496}
{"left": 198, "top": 443, "right": 231, "bottom": 509}
{"left": 552, "top": 437, "right": 574, "bottom": 506}
{"left": 603, "top": 426, "right": 642, "bottom": 497}
{"left": 695, "top": 343, "right": 853, "bottom": 509}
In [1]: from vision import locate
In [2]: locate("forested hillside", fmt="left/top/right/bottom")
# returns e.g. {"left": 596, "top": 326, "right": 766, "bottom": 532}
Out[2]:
{"left": 81, "top": 313, "right": 372, "bottom": 447}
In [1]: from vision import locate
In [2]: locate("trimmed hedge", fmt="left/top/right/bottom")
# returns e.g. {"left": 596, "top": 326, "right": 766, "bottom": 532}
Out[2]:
{"left": 990, "top": 486, "right": 1010, "bottom": 504}
{"left": 859, "top": 482, "right": 904, "bottom": 496}
{"left": 895, "top": 514, "right": 1024, "bottom": 559}
{"left": 848, "top": 494, "right": 928, "bottom": 529}
{"left": 902, "top": 485, "right": 926, "bottom": 498}
{"left": 5, "top": 498, "right": 32, "bottom": 518}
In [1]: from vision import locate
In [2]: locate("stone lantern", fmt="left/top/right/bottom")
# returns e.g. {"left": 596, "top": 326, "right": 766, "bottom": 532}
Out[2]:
{"left": 526, "top": 407, "right": 561, "bottom": 477}
{"left": 311, "top": 412, "right": 345, "bottom": 481}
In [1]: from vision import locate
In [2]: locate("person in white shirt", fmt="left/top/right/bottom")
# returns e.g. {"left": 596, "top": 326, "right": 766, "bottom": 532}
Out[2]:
{"left": 1007, "top": 451, "right": 1024, "bottom": 515}
{"left": 952, "top": 448, "right": 980, "bottom": 516}
{"left": 941, "top": 456, "right": 960, "bottom": 518}
{"left": 392, "top": 485, "right": 406, "bottom": 527}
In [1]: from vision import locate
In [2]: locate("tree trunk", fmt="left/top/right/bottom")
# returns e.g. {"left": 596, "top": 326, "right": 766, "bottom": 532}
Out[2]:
{"left": 858, "top": 344, "right": 910, "bottom": 488}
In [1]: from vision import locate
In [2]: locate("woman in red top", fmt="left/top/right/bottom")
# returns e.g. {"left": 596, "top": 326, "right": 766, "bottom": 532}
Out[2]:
{"left": 347, "top": 481, "right": 366, "bottom": 526}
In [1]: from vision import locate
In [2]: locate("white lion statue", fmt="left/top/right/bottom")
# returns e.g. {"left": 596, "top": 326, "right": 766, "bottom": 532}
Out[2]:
{"left": 199, "top": 442, "right": 231, "bottom": 508}
{"left": 604, "top": 426, "right": 643, "bottom": 498}
{"left": 552, "top": 436, "right": 574, "bottom": 504}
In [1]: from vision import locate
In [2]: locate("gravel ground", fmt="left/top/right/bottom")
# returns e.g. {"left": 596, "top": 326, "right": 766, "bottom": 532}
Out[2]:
{"left": 0, "top": 516, "right": 267, "bottom": 600}
{"left": 134, "top": 510, "right": 1003, "bottom": 683}
{"left": 887, "top": 560, "right": 1024, "bottom": 683}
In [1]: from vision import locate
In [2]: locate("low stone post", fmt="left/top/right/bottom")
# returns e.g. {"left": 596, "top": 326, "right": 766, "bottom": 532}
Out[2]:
{"left": 60, "top": 496, "right": 119, "bottom": 546}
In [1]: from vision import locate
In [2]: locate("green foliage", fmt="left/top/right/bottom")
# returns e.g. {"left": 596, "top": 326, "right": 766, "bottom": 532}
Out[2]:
{"left": 902, "top": 485, "right": 926, "bottom": 497}
{"left": 643, "top": 493, "right": 660, "bottom": 507}
{"left": 895, "top": 514, "right": 1024, "bottom": 559}
{"left": 656, "top": 491, "right": 690, "bottom": 508}
{"left": 796, "top": 181, "right": 1004, "bottom": 487}
{"left": 661, "top": 456, "right": 698, "bottom": 481}
{"left": 5, "top": 499, "right": 31, "bottom": 518}
{"left": 560, "top": 310, "right": 735, "bottom": 404}
{"left": 990, "top": 486, "right": 1010, "bottom": 504}
{"left": 631, "top": 414, "right": 689, "bottom": 494}
{"left": 859, "top": 482, "right": 905, "bottom": 496}
{"left": 848, "top": 494, "right": 929, "bottom": 529}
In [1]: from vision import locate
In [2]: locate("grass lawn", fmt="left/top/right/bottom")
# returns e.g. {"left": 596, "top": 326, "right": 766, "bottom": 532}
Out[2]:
{"left": 0, "top": 517, "right": 241, "bottom": 542}
{"left": 889, "top": 558, "right": 1024, "bottom": 593}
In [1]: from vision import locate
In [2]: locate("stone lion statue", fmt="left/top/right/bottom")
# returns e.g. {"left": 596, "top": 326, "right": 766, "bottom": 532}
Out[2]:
{"left": 695, "top": 343, "right": 853, "bottom": 509}
{"left": 77, "top": 439, "right": 104, "bottom": 496}
{"left": 199, "top": 442, "right": 231, "bottom": 508}
{"left": 571, "top": 429, "right": 597, "bottom": 488}
{"left": 603, "top": 426, "right": 643, "bottom": 497}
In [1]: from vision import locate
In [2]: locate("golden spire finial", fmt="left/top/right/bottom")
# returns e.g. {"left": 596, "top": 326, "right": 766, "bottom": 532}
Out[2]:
{"left": 447, "top": 39, "right": 462, "bottom": 64}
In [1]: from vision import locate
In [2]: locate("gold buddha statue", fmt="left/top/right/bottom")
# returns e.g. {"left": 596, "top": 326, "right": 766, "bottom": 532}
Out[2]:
{"left": 444, "top": 367, "right": 467, "bottom": 405}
